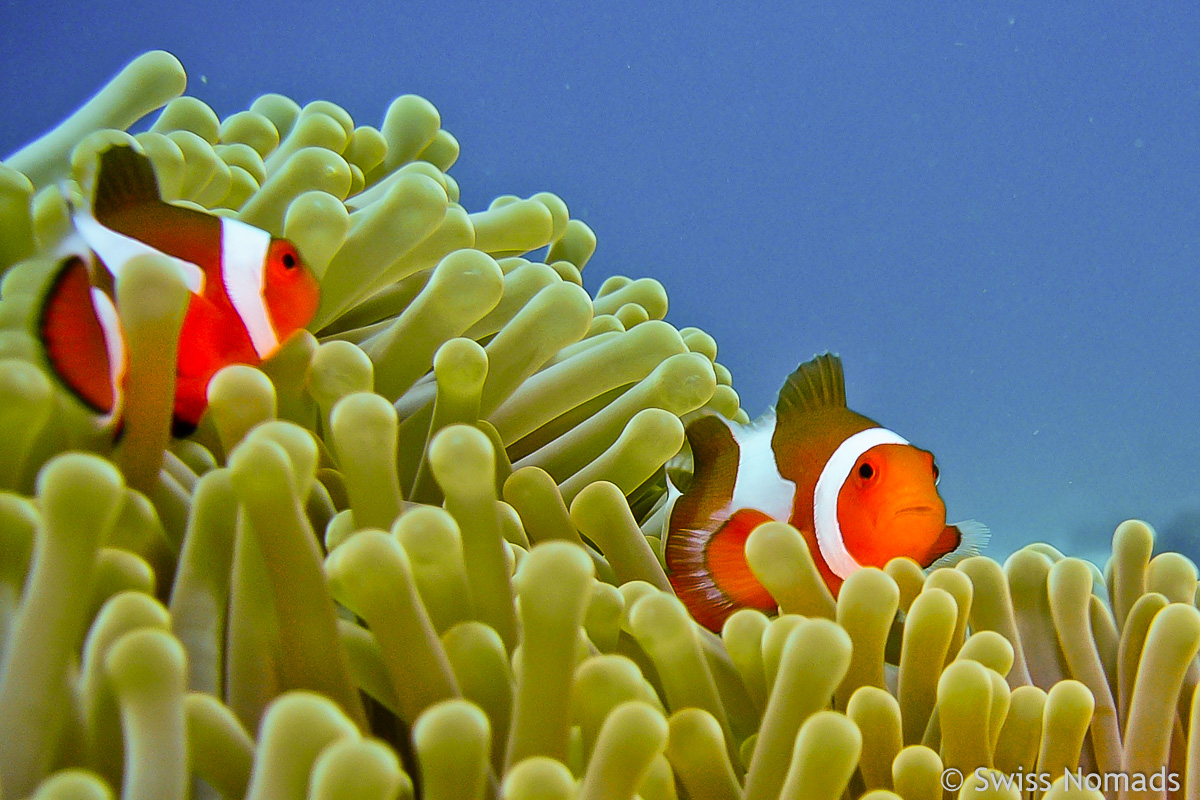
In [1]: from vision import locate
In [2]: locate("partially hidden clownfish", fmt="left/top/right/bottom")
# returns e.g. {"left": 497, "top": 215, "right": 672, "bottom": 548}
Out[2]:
{"left": 40, "top": 144, "right": 320, "bottom": 435}
{"left": 665, "top": 353, "right": 987, "bottom": 632}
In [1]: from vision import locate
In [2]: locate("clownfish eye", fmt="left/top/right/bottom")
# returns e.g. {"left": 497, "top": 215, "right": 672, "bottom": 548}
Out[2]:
{"left": 932, "top": 462, "right": 941, "bottom": 485}
{"left": 282, "top": 252, "right": 296, "bottom": 269}
{"left": 858, "top": 463, "right": 874, "bottom": 480}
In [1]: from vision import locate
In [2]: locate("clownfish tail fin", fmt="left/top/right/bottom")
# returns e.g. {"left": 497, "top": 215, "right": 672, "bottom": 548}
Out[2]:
{"left": 925, "top": 519, "right": 990, "bottom": 570}
{"left": 94, "top": 144, "right": 161, "bottom": 221}
{"left": 777, "top": 351, "right": 847, "bottom": 417}
{"left": 664, "top": 505, "right": 732, "bottom": 631}
{"left": 666, "top": 507, "right": 778, "bottom": 633}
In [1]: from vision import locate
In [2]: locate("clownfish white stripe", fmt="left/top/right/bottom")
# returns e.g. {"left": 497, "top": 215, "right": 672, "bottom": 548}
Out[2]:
{"left": 70, "top": 202, "right": 205, "bottom": 293}
{"left": 729, "top": 412, "right": 796, "bottom": 521}
{"left": 89, "top": 285, "right": 127, "bottom": 421}
{"left": 813, "top": 426, "right": 910, "bottom": 579}
{"left": 219, "top": 217, "right": 278, "bottom": 358}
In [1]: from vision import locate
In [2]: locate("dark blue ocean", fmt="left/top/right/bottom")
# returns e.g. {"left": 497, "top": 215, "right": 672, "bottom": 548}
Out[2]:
{"left": 3, "top": 2, "right": 1198, "bottom": 565}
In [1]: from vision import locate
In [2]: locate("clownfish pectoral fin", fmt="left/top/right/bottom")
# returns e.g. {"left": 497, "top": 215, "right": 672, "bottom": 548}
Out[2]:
{"left": 924, "top": 519, "right": 991, "bottom": 570}
{"left": 40, "top": 255, "right": 126, "bottom": 422}
{"left": 923, "top": 525, "right": 961, "bottom": 565}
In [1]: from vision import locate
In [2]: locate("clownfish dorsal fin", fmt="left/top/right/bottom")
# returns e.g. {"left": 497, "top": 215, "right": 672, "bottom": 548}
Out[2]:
{"left": 776, "top": 351, "right": 847, "bottom": 418}
{"left": 63, "top": 145, "right": 206, "bottom": 295}
{"left": 93, "top": 144, "right": 162, "bottom": 221}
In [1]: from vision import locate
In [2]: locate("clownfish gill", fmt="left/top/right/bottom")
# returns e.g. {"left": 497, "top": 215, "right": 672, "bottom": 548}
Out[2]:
{"left": 664, "top": 352, "right": 987, "bottom": 632}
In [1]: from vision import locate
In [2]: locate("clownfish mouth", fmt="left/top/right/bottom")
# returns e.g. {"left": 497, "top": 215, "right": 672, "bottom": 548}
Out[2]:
{"left": 895, "top": 504, "right": 938, "bottom": 516}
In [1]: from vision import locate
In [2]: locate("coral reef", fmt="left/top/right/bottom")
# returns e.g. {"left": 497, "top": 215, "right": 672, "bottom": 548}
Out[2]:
{"left": 0, "top": 51, "right": 1196, "bottom": 800}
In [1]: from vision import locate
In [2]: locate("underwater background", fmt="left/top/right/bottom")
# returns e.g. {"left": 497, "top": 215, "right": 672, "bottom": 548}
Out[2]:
{"left": 3, "top": 0, "right": 1198, "bottom": 564}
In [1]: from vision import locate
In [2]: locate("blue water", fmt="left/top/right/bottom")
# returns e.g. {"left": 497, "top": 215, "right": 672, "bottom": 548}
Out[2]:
{"left": 3, "top": 2, "right": 1198, "bottom": 564}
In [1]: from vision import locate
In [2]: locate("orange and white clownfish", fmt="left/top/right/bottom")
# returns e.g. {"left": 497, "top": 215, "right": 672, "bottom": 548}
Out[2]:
{"left": 39, "top": 144, "right": 320, "bottom": 435}
{"left": 664, "top": 353, "right": 987, "bottom": 632}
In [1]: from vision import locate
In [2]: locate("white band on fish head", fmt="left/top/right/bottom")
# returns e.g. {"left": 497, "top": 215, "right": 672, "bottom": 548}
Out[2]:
{"left": 813, "top": 427, "right": 910, "bottom": 580}
{"left": 220, "top": 217, "right": 279, "bottom": 358}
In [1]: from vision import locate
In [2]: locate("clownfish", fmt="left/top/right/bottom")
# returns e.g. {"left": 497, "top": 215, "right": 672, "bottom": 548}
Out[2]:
{"left": 664, "top": 353, "right": 987, "bottom": 632}
{"left": 39, "top": 144, "right": 320, "bottom": 434}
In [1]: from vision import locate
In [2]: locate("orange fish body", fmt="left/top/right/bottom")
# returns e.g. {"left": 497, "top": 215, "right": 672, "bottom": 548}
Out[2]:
{"left": 665, "top": 353, "right": 986, "bottom": 632}
{"left": 40, "top": 144, "right": 320, "bottom": 433}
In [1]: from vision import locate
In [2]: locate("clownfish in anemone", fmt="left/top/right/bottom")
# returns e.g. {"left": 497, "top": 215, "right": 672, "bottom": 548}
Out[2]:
{"left": 39, "top": 144, "right": 320, "bottom": 435}
{"left": 664, "top": 353, "right": 987, "bottom": 632}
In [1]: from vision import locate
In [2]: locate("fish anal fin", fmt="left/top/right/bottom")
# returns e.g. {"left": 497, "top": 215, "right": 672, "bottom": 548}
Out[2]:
{"left": 776, "top": 352, "right": 847, "bottom": 418}
{"left": 93, "top": 144, "right": 162, "bottom": 222}
{"left": 40, "top": 256, "right": 121, "bottom": 415}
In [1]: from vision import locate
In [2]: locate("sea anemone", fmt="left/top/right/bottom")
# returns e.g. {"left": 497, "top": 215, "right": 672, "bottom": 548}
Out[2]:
{"left": 0, "top": 51, "right": 1195, "bottom": 800}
